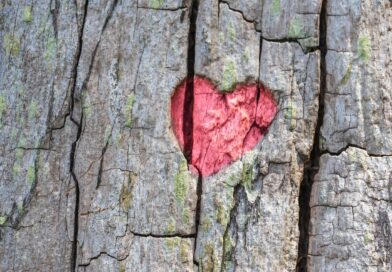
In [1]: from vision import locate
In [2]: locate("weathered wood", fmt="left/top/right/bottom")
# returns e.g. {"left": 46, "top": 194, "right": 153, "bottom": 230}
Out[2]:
{"left": 0, "top": 0, "right": 391, "bottom": 271}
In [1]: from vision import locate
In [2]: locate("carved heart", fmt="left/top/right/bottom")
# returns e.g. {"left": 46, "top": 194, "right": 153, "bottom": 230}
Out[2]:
{"left": 171, "top": 76, "right": 277, "bottom": 177}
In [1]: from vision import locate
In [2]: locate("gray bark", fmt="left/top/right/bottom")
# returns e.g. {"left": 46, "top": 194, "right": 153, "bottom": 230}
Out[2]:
{"left": 0, "top": 0, "right": 391, "bottom": 271}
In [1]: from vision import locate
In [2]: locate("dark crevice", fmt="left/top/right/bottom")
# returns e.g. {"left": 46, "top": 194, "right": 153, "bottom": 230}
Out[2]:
{"left": 183, "top": 0, "right": 198, "bottom": 163}
{"left": 69, "top": 116, "right": 83, "bottom": 272}
{"left": 194, "top": 168, "right": 202, "bottom": 264}
{"left": 321, "top": 144, "right": 392, "bottom": 158}
{"left": 130, "top": 231, "right": 196, "bottom": 239}
{"left": 50, "top": 0, "right": 59, "bottom": 39}
{"left": 137, "top": 6, "right": 187, "bottom": 11}
{"left": 220, "top": 183, "right": 242, "bottom": 271}
{"left": 78, "top": 251, "right": 129, "bottom": 268}
{"left": 296, "top": 0, "right": 327, "bottom": 271}
{"left": 96, "top": 141, "right": 109, "bottom": 189}
{"left": 3, "top": 156, "right": 39, "bottom": 229}
{"left": 262, "top": 37, "right": 319, "bottom": 54}
{"left": 185, "top": 0, "right": 201, "bottom": 264}
{"left": 70, "top": 0, "right": 89, "bottom": 271}
{"left": 101, "top": 0, "right": 119, "bottom": 36}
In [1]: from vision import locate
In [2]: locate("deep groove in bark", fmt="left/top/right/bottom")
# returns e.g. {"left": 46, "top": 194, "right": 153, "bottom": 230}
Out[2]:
{"left": 296, "top": 1, "right": 327, "bottom": 271}
{"left": 184, "top": 0, "right": 200, "bottom": 264}
{"left": 130, "top": 231, "right": 196, "bottom": 239}
{"left": 70, "top": 1, "right": 89, "bottom": 270}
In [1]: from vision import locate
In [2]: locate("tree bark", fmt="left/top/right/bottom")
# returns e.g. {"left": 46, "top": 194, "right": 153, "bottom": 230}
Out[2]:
{"left": 0, "top": 0, "right": 391, "bottom": 271}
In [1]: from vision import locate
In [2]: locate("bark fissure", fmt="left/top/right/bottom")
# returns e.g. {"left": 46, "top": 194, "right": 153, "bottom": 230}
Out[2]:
{"left": 296, "top": 0, "right": 327, "bottom": 271}
{"left": 130, "top": 231, "right": 196, "bottom": 239}
{"left": 70, "top": 1, "right": 89, "bottom": 271}
{"left": 219, "top": 1, "right": 256, "bottom": 25}
{"left": 322, "top": 144, "right": 392, "bottom": 158}
{"left": 78, "top": 251, "right": 128, "bottom": 267}
{"left": 185, "top": 0, "right": 201, "bottom": 264}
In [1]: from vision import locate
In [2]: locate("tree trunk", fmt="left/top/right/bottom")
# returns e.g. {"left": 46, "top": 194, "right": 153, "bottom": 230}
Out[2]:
{"left": 0, "top": 0, "right": 391, "bottom": 271}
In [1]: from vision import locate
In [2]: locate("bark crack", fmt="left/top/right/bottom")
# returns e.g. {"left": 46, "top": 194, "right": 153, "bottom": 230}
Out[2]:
{"left": 296, "top": 0, "right": 327, "bottom": 271}
{"left": 69, "top": 1, "right": 89, "bottom": 271}
{"left": 321, "top": 144, "right": 392, "bottom": 158}
{"left": 130, "top": 231, "right": 196, "bottom": 239}
{"left": 183, "top": 0, "right": 201, "bottom": 265}
{"left": 219, "top": 1, "right": 256, "bottom": 25}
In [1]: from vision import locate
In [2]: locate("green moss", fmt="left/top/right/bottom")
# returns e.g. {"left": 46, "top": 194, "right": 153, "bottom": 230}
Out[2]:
{"left": 221, "top": 233, "right": 235, "bottom": 271}
{"left": 226, "top": 174, "right": 238, "bottom": 187}
{"left": 223, "top": 233, "right": 235, "bottom": 262}
{"left": 120, "top": 173, "right": 136, "bottom": 211}
{"left": 179, "top": 241, "right": 190, "bottom": 263}
{"left": 17, "top": 202, "right": 24, "bottom": 213}
{"left": 0, "top": 216, "right": 6, "bottom": 225}
{"left": 216, "top": 203, "right": 229, "bottom": 226}
{"left": 17, "top": 138, "right": 26, "bottom": 152}
{"left": 182, "top": 207, "right": 191, "bottom": 224}
{"left": 166, "top": 218, "right": 176, "bottom": 234}
{"left": 0, "top": 95, "right": 6, "bottom": 127}
{"left": 285, "top": 102, "right": 297, "bottom": 131}
{"left": 228, "top": 21, "right": 236, "bottom": 42}
{"left": 13, "top": 149, "right": 24, "bottom": 177}
{"left": 3, "top": 33, "right": 20, "bottom": 56}
{"left": 119, "top": 185, "right": 132, "bottom": 211}
{"left": 201, "top": 218, "right": 212, "bottom": 233}
{"left": 221, "top": 59, "right": 237, "bottom": 92}
{"left": 224, "top": 235, "right": 234, "bottom": 255}
{"left": 288, "top": 18, "right": 304, "bottom": 37}
{"left": 272, "top": 0, "right": 281, "bottom": 15}
{"left": 165, "top": 237, "right": 180, "bottom": 251}
{"left": 23, "top": 6, "right": 33, "bottom": 22}
{"left": 119, "top": 264, "right": 126, "bottom": 272}
{"left": 82, "top": 92, "right": 92, "bottom": 118}
{"left": 340, "top": 63, "right": 352, "bottom": 85}
{"left": 174, "top": 161, "right": 189, "bottom": 204}
{"left": 241, "top": 163, "right": 253, "bottom": 191}
{"left": 364, "top": 232, "right": 373, "bottom": 244}
{"left": 28, "top": 100, "right": 39, "bottom": 121}
{"left": 0, "top": 96, "right": 6, "bottom": 116}
{"left": 27, "top": 164, "right": 35, "bottom": 186}
{"left": 12, "top": 163, "right": 21, "bottom": 176}
{"left": 124, "top": 94, "right": 136, "bottom": 128}
{"left": 299, "top": 37, "right": 319, "bottom": 50}
{"left": 44, "top": 37, "right": 57, "bottom": 61}
{"left": 83, "top": 104, "right": 92, "bottom": 118}
{"left": 150, "top": 0, "right": 164, "bottom": 9}
{"left": 358, "top": 35, "right": 371, "bottom": 62}
{"left": 219, "top": 32, "right": 225, "bottom": 43}
{"left": 202, "top": 243, "right": 219, "bottom": 272}
{"left": 15, "top": 149, "right": 23, "bottom": 162}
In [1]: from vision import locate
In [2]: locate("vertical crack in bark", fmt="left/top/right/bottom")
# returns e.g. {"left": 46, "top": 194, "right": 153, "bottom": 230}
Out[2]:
{"left": 184, "top": 0, "right": 200, "bottom": 265}
{"left": 296, "top": 0, "right": 327, "bottom": 271}
{"left": 220, "top": 183, "right": 242, "bottom": 270}
{"left": 70, "top": 1, "right": 89, "bottom": 271}
{"left": 183, "top": 0, "right": 197, "bottom": 162}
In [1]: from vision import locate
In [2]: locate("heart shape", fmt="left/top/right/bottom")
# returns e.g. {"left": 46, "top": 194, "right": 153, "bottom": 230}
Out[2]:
{"left": 171, "top": 76, "right": 277, "bottom": 177}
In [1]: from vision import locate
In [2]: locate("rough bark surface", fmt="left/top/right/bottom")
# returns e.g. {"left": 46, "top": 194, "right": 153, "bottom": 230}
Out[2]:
{"left": 0, "top": 0, "right": 390, "bottom": 272}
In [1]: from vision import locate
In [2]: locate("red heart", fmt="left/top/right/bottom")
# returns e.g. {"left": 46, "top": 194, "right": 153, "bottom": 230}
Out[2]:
{"left": 171, "top": 76, "right": 277, "bottom": 177}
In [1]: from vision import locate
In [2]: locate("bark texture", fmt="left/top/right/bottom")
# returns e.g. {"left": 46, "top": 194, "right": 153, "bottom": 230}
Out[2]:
{"left": 0, "top": 0, "right": 390, "bottom": 271}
